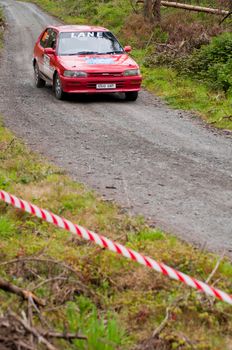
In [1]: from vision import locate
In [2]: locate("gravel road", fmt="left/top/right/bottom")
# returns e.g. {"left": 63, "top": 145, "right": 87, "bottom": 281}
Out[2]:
{"left": 0, "top": 0, "right": 231, "bottom": 257}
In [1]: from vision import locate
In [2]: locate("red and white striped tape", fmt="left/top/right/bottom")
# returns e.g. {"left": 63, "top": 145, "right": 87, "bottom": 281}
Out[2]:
{"left": 0, "top": 189, "right": 231, "bottom": 305}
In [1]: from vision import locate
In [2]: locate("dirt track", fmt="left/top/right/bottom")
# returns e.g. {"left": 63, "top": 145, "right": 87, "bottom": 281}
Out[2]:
{"left": 0, "top": 0, "right": 231, "bottom": 257}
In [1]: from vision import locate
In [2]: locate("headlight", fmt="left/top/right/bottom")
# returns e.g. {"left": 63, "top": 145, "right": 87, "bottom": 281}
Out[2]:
{"left": 123, "top": 69, "right": 140, "bottom": 76}
{"left": 63, "top": 70, "right": 87, "bottom": 78}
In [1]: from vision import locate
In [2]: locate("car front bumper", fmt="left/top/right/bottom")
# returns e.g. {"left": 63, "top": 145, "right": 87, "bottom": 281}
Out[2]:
{"left": 60, "top": 75, "right": 142, "bottom": 93}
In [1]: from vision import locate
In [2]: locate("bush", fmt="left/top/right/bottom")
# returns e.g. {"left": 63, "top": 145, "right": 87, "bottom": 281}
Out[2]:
{"left": 208, "top": 59, "right": 232, "bottom": 92}
{"left": 182, "top": 32, "right": 232, "bottom": 92}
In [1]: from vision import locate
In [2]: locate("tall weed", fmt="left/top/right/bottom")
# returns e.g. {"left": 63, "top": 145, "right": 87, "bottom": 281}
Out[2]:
{"left": 66, "top": 296, "right": 126, "bottom": 350}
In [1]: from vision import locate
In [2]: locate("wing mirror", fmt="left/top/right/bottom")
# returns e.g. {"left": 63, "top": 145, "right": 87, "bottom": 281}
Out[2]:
{"left": 124, "top": 45, "right": 132, "bottom": 53}
{"left": 44, "top": 48, "right": 55, "bottom": 55}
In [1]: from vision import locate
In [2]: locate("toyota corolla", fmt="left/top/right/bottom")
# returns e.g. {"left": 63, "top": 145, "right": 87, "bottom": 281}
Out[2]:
{"left": 33, "top": 25, "right": 142, "bottom": 101}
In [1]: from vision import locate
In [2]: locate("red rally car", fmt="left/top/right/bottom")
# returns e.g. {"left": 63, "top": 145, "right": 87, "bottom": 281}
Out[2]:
{"left": 33, "top": 25, "right": 142, "bottom": 101}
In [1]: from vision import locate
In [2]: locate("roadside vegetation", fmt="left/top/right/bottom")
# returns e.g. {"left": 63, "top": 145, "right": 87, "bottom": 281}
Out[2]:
{"left": 24, "top": 0, "right": 232, "bottom": 129}
{"left": 0, "top": 118, "right": 232, "bottom": 349}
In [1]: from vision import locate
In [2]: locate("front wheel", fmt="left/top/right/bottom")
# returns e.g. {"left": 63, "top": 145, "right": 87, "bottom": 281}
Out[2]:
{"left": 125, "top": 91, "right": 138, "bottom": 101}
{"left": 54, "top": 73, "right": 65, "bottom": 100}
{"left": 34, "top": 63, "right": 45, "bottom": 88}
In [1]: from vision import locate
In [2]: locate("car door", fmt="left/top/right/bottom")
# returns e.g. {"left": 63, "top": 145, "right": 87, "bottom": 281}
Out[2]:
{"left": 43, "top": 29, "right": 58, "bottom": 80}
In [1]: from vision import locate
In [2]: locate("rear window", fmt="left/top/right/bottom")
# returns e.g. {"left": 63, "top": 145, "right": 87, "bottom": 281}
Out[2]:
{"left": 57, "top": 31, "right": 124, "bottom": 56}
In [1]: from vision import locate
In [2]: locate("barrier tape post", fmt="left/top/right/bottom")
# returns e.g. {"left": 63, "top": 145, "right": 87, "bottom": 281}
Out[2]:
{"left": 0, "top": 189, "right": 231, "bottom": 305}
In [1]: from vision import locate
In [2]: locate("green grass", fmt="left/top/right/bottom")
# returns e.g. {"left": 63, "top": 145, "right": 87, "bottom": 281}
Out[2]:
{"left": 137, "top": 62, "right": 232, "bottom": 130}
{"left": 0, "top": 122, "right": 232, "bottom": 349}
{"left": 66, "top": 297, "right": 126, "bottom": 350}
{"left": 0, "top": 216, "right": 16, "bottom": 239}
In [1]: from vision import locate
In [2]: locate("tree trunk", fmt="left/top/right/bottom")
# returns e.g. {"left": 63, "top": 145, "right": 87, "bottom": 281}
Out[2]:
{"left": 154, "top": 0, "right": 161, "bottom": 22}
{"left": 144, "top": 0, "right": 154, "bottom": 23}
{"left": 229, "top": 0, "right": 232, "bottom": 12}
{"left": 161, "top": 1, "right": 229, "bottom": 15}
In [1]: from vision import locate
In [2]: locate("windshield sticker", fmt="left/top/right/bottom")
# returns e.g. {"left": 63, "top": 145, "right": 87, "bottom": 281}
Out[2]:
{"left": 86, "top": 57, "right": 115, "bottom": 65}
{"left": 71, "top": 32, "right": 103, "bottom": 38}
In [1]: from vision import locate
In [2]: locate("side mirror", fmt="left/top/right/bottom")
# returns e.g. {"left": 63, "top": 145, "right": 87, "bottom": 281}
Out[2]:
{"left": 44, "top": 47, "right": 55, "bottom": 55}
{"left": 124, "top": 45, "right": 132, "bottom": 53}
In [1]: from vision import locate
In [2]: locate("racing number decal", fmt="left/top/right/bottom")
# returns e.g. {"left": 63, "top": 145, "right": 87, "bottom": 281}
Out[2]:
{"left": 44, "top": 54, "right": 54, "bottom": 78}
{"left": 44, "top": 54, "right": 50, "bottom": 67}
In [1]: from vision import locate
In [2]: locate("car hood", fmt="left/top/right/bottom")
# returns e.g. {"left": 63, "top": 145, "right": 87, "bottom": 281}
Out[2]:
{"left": 58, "top": 54, "right": 139, "bottom": 72}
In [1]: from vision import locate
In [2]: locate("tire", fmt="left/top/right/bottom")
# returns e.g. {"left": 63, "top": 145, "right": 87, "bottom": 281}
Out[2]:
{"left": 54, "top": 73, "right": 65, "bottom": 100}
{"left": 34, "top": 62, "right": 45, "bottom": 88}
{"left": 125, "top": 91, "right": 138, "bottom": 101}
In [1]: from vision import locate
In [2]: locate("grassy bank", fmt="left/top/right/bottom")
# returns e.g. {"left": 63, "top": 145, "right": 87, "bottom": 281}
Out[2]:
{"left": 24, "top": 0, "right": 232, "bottom": 130}
{"left": 138, "top": 63, "right": 232, "bottom": 130}
{"left": 0, "top": 125, "right": 232, "bottom": 349}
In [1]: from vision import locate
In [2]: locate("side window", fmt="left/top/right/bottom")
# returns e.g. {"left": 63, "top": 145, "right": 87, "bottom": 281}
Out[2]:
{"left": 40, "top": 29, "right": 49, "bottom": 48}
{"left": 46, "top": 30, "right": 57, "bottom": 49}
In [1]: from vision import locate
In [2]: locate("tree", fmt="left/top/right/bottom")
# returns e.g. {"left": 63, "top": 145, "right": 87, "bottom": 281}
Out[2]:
{"left": 143, "top": 0, "right": 161, "bottom": 24}
{"left": 153, "top": 0, "right": 161, "bottom": 22}
{"left": 143, "top": 0, "right": 154, "bottom": 24}
{"left": 229, "top": 1, "right": 232, "bottom": 11}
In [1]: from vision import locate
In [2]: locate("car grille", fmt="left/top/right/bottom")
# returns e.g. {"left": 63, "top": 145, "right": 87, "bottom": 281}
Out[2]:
{"left": 88, "top": 72, "right": 123, "bottom": 77}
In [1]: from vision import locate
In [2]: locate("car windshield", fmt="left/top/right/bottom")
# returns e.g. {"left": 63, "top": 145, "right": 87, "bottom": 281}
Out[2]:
{"left": 57, "top": 31, "right": 124, "bottom": 56}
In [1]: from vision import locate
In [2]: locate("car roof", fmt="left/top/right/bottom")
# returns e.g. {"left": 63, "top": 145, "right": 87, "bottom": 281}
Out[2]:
{"left": 49, "top": 25, "right": 108, "bottom": 32}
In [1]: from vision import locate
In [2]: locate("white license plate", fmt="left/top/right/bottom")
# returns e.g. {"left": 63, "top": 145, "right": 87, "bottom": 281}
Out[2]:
{"left": 96, "top": 83, "right": 116, "bottom": 89}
